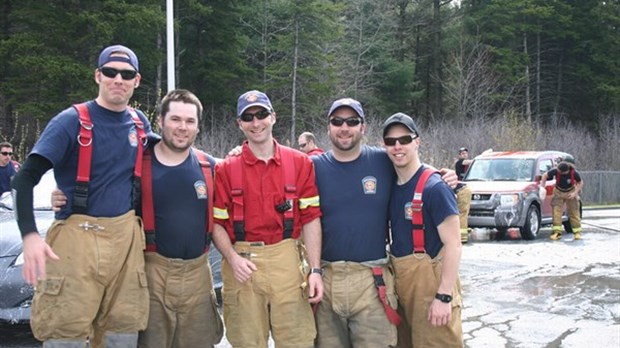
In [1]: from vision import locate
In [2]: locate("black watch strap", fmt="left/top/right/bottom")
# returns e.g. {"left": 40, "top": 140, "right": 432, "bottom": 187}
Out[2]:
{"left": 435, "top": 293, "right": 453, "bottom": 303}
{"left": 310, "top": 267, "right": 324, "bottom": 276}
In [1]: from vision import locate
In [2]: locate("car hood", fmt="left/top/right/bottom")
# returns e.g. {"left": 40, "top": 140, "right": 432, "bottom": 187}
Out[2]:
{"left": 0, "top": 210, "right": 55, "bottom": 257}
{"left": 465, "top": 181, "right": 535, "bottom": 194}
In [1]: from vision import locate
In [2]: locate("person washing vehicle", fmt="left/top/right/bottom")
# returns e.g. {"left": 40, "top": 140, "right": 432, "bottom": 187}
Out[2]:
{"left": 540, "top": 157, "right": 583, "bottom": 240}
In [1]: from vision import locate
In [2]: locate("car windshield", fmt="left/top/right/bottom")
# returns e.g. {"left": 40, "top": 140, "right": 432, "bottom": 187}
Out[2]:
{"left": 465, "top": 158, "right": 535, "bottom": 182}
{"left": 0, "top": 170, "right": 55, "bottom": 211}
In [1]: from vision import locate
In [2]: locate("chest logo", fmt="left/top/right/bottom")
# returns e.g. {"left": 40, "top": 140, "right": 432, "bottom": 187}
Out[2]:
{"left": 404, "top": 202, "right": 413, "bottom": 220}
{"left": 128, "top": 126, "right": 138, "bottom": 147}
{"left": 194, "top": 180, "right": 207, "bottom": 199}
{"left": 362, "top": 176, "right": 377, "bottom": 194}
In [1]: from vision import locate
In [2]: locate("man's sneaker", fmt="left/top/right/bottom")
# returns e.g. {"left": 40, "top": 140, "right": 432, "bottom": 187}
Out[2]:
{"left": 574, "top": 232, "right": 582, "bottom": 240}
{"left": 550, "top": 232, "right": 562, "bottom": 240}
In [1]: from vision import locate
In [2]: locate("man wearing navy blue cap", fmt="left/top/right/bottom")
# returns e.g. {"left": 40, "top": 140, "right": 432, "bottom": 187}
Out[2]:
{"left": 11, "top": 44, "right": 151, "bottom": 348}
{"left": 212, "top": 90, "right": 323, "bottom": 348}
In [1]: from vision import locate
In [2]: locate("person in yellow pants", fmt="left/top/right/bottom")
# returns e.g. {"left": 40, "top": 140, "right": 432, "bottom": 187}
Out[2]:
{"left": 540, "top": 161, "right": 583, "bottom": 240}
{"left": 454, "top": 184, "right": 472, "bottom": 243}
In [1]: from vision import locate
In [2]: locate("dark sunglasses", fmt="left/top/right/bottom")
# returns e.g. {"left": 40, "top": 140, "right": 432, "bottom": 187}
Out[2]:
{"left": 298, "top": 143, "right": 307, "bottom": 149}
{"left": 329, "top": 117, "right": 363, "bottom": 127}
{"left": 383, "top": 134, "right": 418, "bottom": 146}
{"left": 99, "top": 67, "right": 138, "bottom": 80}
{"left": 240, "top": 109, "right": 271, "bottom": 122}
{"left": 0, "top": 152, "right": 13, "bottom": 156}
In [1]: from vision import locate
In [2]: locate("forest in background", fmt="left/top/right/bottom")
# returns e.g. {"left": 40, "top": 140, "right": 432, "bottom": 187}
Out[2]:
{"left": 0, "top": 0, "right": 618, "bottom": 170}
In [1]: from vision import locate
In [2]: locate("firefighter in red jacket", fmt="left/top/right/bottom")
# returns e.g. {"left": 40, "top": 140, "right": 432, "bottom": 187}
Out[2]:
{"left": 540, "top": 159, "right": 583, "bottom": 240}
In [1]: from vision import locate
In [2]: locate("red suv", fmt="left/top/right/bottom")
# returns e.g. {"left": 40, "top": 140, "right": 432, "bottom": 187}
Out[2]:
{"left": 463, "top": 151, "right": 572, "bottom": 240}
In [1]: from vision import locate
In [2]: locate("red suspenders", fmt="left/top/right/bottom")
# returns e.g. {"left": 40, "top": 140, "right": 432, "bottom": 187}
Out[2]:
{"left": 228, "top": 146, "right": 297, "bottom": 242}
{"left": 141, "top": 147, "right": 214, "bottom": 253}
{"left": 72, "top": 102, "right": 146, "bottom": 213}
{"left": 411, "top": 168, "right": 437, "bottom": 253}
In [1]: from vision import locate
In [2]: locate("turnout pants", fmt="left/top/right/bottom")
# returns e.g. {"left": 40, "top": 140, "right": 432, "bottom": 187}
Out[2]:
{"left": 31, "top": 211, "right": 149, "bottom": 348}
{"left": 138, "top": 252, "right": 223, "bottom": 348}
{"left": 221, "top": 238, "right": 315, "bottom": 348}
{"left": 391, "top": 251, "right": 463, "bottom": 348}
{"left": 456, "top": 186, "right": 472, "bottom": 238}
{"left": 315, "top": 261, "right": 397, "bottom": 348}
{"left": 551, "top": 187, "right": 581, "bottom": 233}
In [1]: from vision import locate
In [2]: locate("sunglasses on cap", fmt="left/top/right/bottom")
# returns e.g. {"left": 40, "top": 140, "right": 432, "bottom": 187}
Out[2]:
{"left": 239, "top": 109, "right": 271, "bottom": 122}
{"left": 99, "top": 67, "right": 138, "bottom": 80}
{"left": 0, "top": 151, "right": 13, "bottom": 156}
{"left": 329, "top": 117, "right": 363, "bottom": 127}
{"left": 383, "top": 134, "right": 418, "bottom": 146}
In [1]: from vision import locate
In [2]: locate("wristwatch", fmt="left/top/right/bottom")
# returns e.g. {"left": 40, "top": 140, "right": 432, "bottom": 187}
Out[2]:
{"left": 435, "top": 293, "right": 453, "bottom": 303}
{"left": 309, "top": 267, "right": 324, "bottom": 277}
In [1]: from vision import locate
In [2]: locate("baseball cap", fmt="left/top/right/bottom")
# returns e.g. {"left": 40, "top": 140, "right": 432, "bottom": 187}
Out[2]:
{"left": 327, "top": 98, "right": 365, "bottom": 119}
{"left": 382, "top": 112, "right": 420, "bottom": 137}
{"left": 459, "top": 147, "right": 468, "bottom": 153}
{"left": 98, "top": 45, "right": 139, "bottom": 72}
{"left": 237, "top": 90, "right": 273, "bottom": 117}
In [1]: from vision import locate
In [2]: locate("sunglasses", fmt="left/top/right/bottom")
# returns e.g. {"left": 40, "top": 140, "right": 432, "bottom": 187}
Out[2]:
{"left": 99, "top": 67, "right": 138, "bottom": 80}
{"left": 383, "top": 134, "right": 418, "bottom": 146}
{"left": 0, "top": 152, "right": 13, "bottom": 156}
{"left": 298, "top": 143, "right": 307, "bottom": 149}
{"left": 329, "top": 117, "right": 363, "bottom": 127}
{"left": 239, "top": 110, "right": 271, "bottom": 122}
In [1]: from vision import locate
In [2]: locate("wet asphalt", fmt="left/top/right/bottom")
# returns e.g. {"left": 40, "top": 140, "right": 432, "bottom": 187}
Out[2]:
{"left": 2, "top": 208, "right": 618, "bottom": 348}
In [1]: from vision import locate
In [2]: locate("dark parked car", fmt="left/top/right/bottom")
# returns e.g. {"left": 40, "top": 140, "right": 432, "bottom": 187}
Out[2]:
{"left": 0, "top": 170, "right": 222, "bottom": 323}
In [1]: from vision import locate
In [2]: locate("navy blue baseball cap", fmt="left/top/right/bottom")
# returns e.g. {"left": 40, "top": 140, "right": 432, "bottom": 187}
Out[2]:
{"left": 382, "top": 112, "right": 420, "bottom": 137}
{"left": 327, "top": 98, "right": 365, "bottom": 119}
{"left": 98, "top": 45, "right": 139, "bottom": 72}
{"left": 237, "top": 90, "right": 273, "bottom": 117}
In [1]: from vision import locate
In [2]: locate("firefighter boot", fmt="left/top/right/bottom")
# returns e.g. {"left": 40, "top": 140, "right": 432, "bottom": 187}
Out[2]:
{"left": 550, "top": 226, "right": 562, "bottom": 241}
{"left": 460, "top": 228, "right": 469, "bottom": 244}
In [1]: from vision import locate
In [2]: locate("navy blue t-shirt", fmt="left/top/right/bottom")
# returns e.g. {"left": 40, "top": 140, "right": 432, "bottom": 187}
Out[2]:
{"left": 389, "top": 166, "right": 458, "bottom": 259}
{"left": 31, "top": 101, "right": 151, "bottom": 219}
{"left": 150, "top": 148, "right": 216, "bottom": 259}
{"left": 313, "top": 146, "right": 395, "bottom": 262}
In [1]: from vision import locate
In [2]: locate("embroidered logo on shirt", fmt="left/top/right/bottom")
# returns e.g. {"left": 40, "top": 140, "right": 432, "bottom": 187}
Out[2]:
{"left": 195, "top": 180, "right": 207, "bottom": 199}
{"left": 362, "top": 176, "right": 377, "bottom": 194}
{"left": 404, "top": 202, "right": 413, "bottom": 220}
{"left": 128, "top": 126, "right": 138, "bottom": 147}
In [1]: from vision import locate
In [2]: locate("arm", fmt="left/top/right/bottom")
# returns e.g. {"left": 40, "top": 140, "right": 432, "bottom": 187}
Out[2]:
{"left": 212, "top": 224, "right": 257, "bottom": 283}
{"left": 10, "top": 154, "right": 59, "bottom": 285}
{"left": 301, "top": 217, "right": 323, "bottom": 303}
{"left": 569, "top": 174, "right": 584, "bottom": 199}
{"left": 427, "top": 214, "right": 461, "bottom": 327}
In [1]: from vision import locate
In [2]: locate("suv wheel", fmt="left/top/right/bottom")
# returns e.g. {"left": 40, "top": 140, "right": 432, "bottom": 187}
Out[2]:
{"left": 520, "top": 205, "right": 540, "bottom": 240}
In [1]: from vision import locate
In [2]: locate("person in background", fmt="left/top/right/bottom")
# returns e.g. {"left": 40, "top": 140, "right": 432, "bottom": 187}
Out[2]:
{"left": 383, "top": 112, "right": 463, "bottom": 348}
{"left": 454, "top": 147, "right": 472, "bottom": 181}
{"left": 453, "top": 147, "right": 472, "bottom": 243}
{"left": 212, "top": 90, "right": 323, "bottom": 348}
{"left": 0, "top": 141, "right": 20, "bottom": 194}
{"left": 11, "top": 44, "right": 151, "bottom": 348}
{"left": 298, "top": 131, "right": 324, "bottom": 156}
{"left": 540, "top": 157, "right": 583, "bottom": 240}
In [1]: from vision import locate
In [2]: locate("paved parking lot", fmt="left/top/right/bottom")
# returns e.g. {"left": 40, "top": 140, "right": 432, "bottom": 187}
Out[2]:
{"left": 2, "top": 208, "right": 618, "bottom": 347}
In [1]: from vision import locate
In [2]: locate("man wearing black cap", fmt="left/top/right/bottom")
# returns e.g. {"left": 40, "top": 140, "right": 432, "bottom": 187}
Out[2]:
{"left": 212, "top": 90, "right": 323, "bottom": 348}
{"left": 383, "top": 112, "right": 463, "bottom": 348}
{"left": 11, "top": 45, "right": 151, "bottom": 347}
{"left": 311, "top": 98, "right": 458, "bottom": 347}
